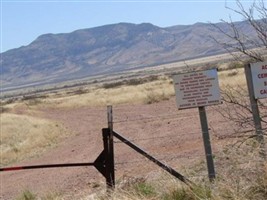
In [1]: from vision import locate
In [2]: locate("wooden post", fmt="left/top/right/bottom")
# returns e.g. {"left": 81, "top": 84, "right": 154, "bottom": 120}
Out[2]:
{"left": 244, "top": 64, "right": 265, "bottom": 158}
{"left": 198, "top": 106, "right": 216, "bottom": 181}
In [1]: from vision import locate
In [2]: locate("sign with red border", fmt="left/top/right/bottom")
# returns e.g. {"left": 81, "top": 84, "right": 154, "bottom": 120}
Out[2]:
{"left": 250, "top": 62, "right": 267, "bottom": 99}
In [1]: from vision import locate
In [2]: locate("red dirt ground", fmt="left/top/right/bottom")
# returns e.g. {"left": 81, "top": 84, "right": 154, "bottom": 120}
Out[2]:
{"left": 0, "top": 97, "right": 237, "bottom": 199}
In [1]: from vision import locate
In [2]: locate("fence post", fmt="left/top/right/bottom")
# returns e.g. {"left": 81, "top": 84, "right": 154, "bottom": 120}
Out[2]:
{"left": 102, "top": 128, "right": 115, "bottom": 190}
{"left": 103, "top": 105, "right": 115, "bottom": 190}
{"left": 244, "top": 64, "right": 265, "bottom": 158}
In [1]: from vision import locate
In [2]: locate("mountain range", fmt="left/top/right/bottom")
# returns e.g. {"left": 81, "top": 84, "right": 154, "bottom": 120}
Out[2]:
{"left": 0, "top": 20, "right": 258, "bottom": 90}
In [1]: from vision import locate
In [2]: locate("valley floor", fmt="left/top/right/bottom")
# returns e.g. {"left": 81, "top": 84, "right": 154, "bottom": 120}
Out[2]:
{"left": 0, "top": 97, "right": 251, "bottom": 199}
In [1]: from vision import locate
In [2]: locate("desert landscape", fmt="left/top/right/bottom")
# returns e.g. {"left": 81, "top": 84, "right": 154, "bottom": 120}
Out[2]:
{"left": 1, "top": 63, "right": 266, "bottom": 199}
{"left": 2, "top": 1, "right": 267, "bottom": 199}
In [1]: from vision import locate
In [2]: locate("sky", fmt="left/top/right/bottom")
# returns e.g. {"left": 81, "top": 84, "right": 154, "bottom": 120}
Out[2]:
{"left": 0, "top": 0, "right": 259, "bottom": 53}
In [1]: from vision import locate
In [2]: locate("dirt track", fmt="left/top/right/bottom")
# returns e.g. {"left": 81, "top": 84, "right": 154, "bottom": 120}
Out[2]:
{"left": 0, "top": 97, "right": 233, "bottom": 199}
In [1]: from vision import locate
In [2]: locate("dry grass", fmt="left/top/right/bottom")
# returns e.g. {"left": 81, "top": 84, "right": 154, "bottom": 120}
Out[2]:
{"left": 1, "top": 67, "right": 246, "bottom": 110}
{"left": 37, "top": 69, "right": 246, "bottom": 108}
{"left": 218, "top": 68, "right": 247, "bottom": 89}
{"left": 41, "top": 76, "right": 175, "bottom": 108}
{"left": 0, "top": 113, "right": 70, "bottom": 166}
{"left": 91, "top": 138, "right": 267, "bottom": 200}
{"left": 32, "top": 69, "right": 246, "bottom": 109}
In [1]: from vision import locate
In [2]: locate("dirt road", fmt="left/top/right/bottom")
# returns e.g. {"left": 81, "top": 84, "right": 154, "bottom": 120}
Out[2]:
{"left": 0, "top": 97, "right": 232, "bottom": 199}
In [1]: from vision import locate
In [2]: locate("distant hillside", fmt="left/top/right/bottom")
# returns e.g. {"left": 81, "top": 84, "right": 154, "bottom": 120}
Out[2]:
{"left": 0, "top": 21, "right": 258, "bottom": 90}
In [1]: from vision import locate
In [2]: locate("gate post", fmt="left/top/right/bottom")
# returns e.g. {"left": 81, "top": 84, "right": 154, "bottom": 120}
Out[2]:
{"left": 101, "top": 105, "right": 115, "bottom": 190}
{"left": 102, "top": 128, "right": 115, "bottom": 190}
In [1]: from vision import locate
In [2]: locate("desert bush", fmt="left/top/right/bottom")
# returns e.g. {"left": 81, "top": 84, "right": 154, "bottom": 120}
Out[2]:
{"left": 214, "top": 144, "right": 267, "bottom": 200}
{"left": 70, "top": 87, "right": 89, "bottom": 95}
{"left": 15, "top": 189, "right": 63, "bottom": 200}
{"left": 144, "top": 90, "right": 169, "bottom": 104}
{"left": 227, "top": 61, "right": 244, "bottom": 70}
{"left": 102, "top": 81, "right": 125, "bottom": 89}
{"left": 0, "top": 106, "right": 10, "bottom": 114}
{"left": 16, "top": 190, "right": 36, "bottom": 200}
{"left": 1, "top": 98, "right": 17, "bottom": 105}
{"left": 227, "top": 70, "right": 239, "bottom": 77}
{"left": 133, "top": 181, "right": 157, "bottom": 198}
{"left": 25, "top": 99, "right": 43, "bottom": 106}
{"left": 162, "top": 187, "right": 195, "bottom": 200}
{"left": 102, "top": 76, "right": 161, "bottom": 89}
{"left": 1, "top": 113, "right": 70, "bottom": 166}
{"left": 22, "top": 95, "right": 38, "bottom": 101}
{"left": 41, "top": 191, "right": 62, "bottom": 200}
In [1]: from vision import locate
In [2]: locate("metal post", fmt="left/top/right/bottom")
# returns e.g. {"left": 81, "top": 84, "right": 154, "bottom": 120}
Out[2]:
{"left": 102, "top": 128, "right": 115, "bottom": 189}
{"left": 107, "top": 105, "right": 113, "bottom": 131}
{"left": 105, "top": 105, "right": 115, "bottom": 189}
{"left": 198, "top": 106, "right": 216, "bottom": 181}
{"left": 244, "top": 64, "right": 265, "bottom": 157}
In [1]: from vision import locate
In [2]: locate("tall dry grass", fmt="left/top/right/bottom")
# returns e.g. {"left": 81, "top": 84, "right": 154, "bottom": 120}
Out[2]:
{"left": 41, "top": 76, "right": 175, "bottom": 108}
{"left": 91, "top": 138, "right": 267, "bottom": 200}
{"left": 218, "top": 68, "right": 247, "bottom": 89}
{"left": 36, "top": 69, "right": 246, "bottom": 110}
{"left": 0, "top": 67, "right": 246, "bottom": 112}
{"left": 1, "top": 113, "right": 70, "bottom": 166}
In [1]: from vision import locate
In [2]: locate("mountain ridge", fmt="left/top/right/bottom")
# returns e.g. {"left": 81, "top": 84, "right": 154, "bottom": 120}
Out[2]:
{"left": 0, "top": 21, "right": 258, "bottom": 89}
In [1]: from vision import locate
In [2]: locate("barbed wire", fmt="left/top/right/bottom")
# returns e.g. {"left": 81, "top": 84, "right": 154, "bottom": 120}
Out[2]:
{"left": 115, "top": 151, "right": 265, "bottom": 168}
{"left": 113, "top": 127, "right": 267, "bottom": 144}
{"left": 113, "top": 130, "right": 202, "bottom": 143}
{"left": 113, "top": 113, "right": 197, "bottom": 124}
{"left": 115, "top": 153, "right": 206, "bottom": 166}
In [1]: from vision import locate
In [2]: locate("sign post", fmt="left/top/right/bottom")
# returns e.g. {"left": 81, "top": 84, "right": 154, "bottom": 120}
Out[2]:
{"left": 173, "top": 69, "right": 221, "bottom": 181}
{"left": 198, "top": 106, "right": 216, "bottom": 181}
{"left": 245, "top": 62, "right": 266, "bottom": 157}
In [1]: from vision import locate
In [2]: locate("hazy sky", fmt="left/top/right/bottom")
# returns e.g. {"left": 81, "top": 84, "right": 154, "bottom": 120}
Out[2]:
{"left": 0, "top": 0, "right": 257, "bottom": 53}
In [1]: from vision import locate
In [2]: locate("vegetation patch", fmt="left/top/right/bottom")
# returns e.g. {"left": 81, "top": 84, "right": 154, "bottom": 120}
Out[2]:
{"left": 15, "top": 190, "right": 62, "bottom": 200}
{"left": 16, "top": 190, "right": 37, "bottom": 200}
{"left": 0, "top": 106, "right": 10, "bottom": 114}
{"left": 102, "top": 75, "right": 160, "bottom": 89}
{"left": 133, "top": 181, "right": 157, "bottom": 197}
{"left": 1, "top": 113, "right": 70, "bottom": 166}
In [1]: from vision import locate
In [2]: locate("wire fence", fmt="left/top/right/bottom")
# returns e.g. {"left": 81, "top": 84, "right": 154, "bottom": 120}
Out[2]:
{"left": 2, "top": 72, "right": 267, "bottom": 199}
{"left": 109, "top": 102, "right": 267, "bottom": 181}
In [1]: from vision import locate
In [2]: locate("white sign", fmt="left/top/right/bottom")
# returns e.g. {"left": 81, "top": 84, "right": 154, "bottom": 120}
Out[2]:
{"left": 173, "top": 69, "right": 221, "bottom": 109}
{"left": 250, "top": 61, "right": 267, "bottom": 99}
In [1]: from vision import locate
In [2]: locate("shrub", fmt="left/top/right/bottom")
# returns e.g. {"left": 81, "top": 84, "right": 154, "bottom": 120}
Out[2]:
{"left": 227, "top": 70, "right": 239, "bottom": 77}
{"left": 162, "top": 187, "right": 195, "bottom": 200}
{"left": 144, "top": 90, "right": 170, "bottom": 104}
{"left": 0, "top": 106, "right": 10, "bottom": 114}
{"left": 16, "top": 190, "right": 36, "bottom": 200}
{"left": 227, "top": 61, "right": 244, "bottom": 70}
{"left": 134, "top": 182, "right": 157, "bottom": 197}
{"left": 102, "top": 76, "right": 161, "bottom": 89}
{"left": 102, "top": 81, "right": 125, "bottom": 89}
